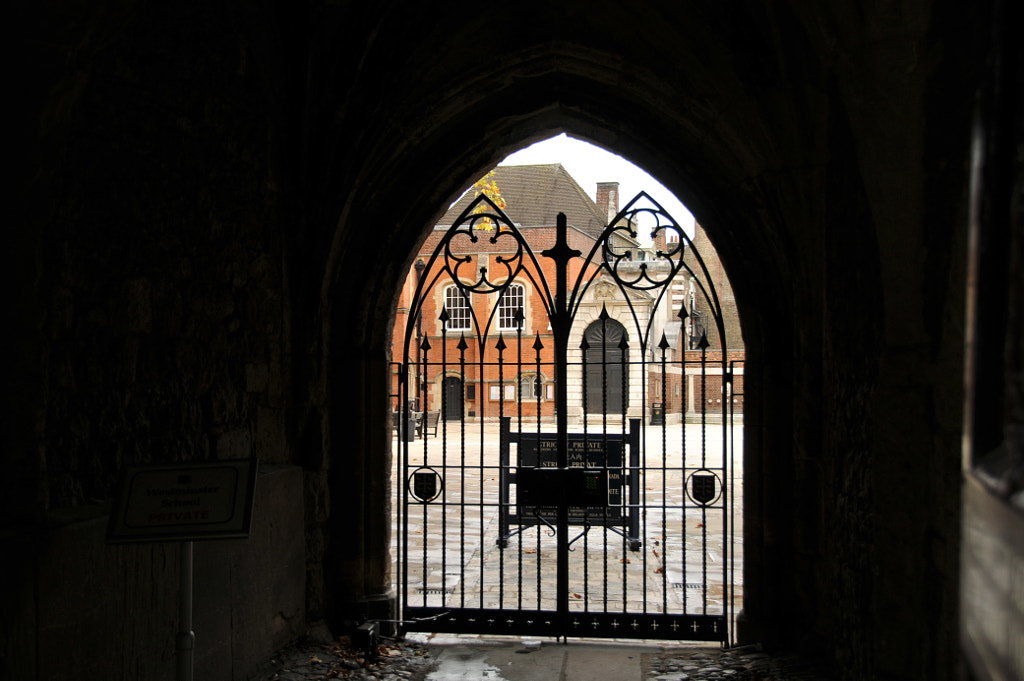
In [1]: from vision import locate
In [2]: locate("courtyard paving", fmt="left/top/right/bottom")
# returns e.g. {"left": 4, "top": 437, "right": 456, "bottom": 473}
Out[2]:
{"left": 391, "top": 418, "right": 743, "bottom": 637}
{"left": 251, "top": 420, "right": 833, "bottom": 680}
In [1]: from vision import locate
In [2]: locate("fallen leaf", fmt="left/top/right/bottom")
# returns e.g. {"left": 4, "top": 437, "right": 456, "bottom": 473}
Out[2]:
{"left": 652, "top": 549, "right": 659, "bottom": 558}
{"left": 696, "top": 523, "right": 704, "bottom": 528}
{"left": 573, "top": 593, "right": 582, "bottom": 599}
{"left": 655, "top": 567, "right": 664, "bottom": 574}
{"left": 620, "top": 558, "right": 631, "bottom": 563}
{"left": 310, "top": 655, "right": 322, "bottom": 664}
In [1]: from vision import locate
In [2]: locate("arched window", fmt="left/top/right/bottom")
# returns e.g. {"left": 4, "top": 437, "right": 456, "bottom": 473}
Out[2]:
{"left": 497, "top": 284, "right": 525, "bottom": 331}
{"left": 519, "top": 373, "right": 543, "bottom": 401}
{"left": 444, "top": 286, "right": 471, "bottom": 331}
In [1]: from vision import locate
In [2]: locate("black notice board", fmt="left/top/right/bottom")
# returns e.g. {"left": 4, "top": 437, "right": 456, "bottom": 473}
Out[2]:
{"left": 496, "top": 417, "right": 642, "bottom": 550}
{"left": 516, "top": 434, "right": 624, "bottom": 521}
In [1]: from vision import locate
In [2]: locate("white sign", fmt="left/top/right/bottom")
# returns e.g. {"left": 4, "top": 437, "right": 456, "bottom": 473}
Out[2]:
{"left": 107, "top": 460, "right": 258, "bottom": 543}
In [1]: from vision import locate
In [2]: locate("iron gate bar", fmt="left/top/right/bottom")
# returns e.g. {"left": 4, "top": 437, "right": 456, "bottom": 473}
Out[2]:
{"left": 540, "top": 212, "right": 580, "bottom": 636}
{"left": 397, "top": 191, "right": 733, "bottom": 644}
{"left": 496, "top": 417, "right": 642, "bottom": 548}
{"left": 700, "top": 340, "right": 709, "bottom": 613}
{"left": 659, "top": 335, "right": 669, "bottom": 614}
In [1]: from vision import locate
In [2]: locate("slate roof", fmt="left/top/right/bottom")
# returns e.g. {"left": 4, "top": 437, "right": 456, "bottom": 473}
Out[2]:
{"left": 439, "top": 164, "right": 615, "bottom": 240}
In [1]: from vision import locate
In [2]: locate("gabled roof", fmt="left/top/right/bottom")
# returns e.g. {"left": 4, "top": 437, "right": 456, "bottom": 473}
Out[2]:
{"left": 440, "top": 164, "right": 613, "bottom": 240}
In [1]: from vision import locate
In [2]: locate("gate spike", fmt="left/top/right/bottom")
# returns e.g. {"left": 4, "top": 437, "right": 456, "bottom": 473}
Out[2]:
{"left": 677, "top": 306, "right": 689, "bottom": 321}
{"left": 457, "top": 334, "right": 469, "bottom": 351}
{"left": 513, "top": 308, "right": 525, "bottom": 330}
{"left": 580, "top": 337, "right": 590, "bottom": 351}
{"left": 658, "top": 333, "right": 671, "bottom": 350}
{"left": 697, "top": 332, "right": 710, "bottom": 350}
{"left": 618, "top": 336, "right": 629, "bottom": 350}
{"left": 533, "top": 333, "right": 544, "bottom": 351}
{"left": 599, "top": 304, "right": 610, "bottom": 321}
{"left": 420, "top": 337, "right": 432, "bottom": 351}
{"left": 439, "top": 307, "right": 450, "bottom": 323}
{"left": 495, "top": 335, "right": 507, "bottom": 351}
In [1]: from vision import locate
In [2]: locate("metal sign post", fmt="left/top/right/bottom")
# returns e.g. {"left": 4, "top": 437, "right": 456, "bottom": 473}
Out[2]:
{"left": 177, "top": 541, "right": 194, "bottom": 681}
{"left": 107, "top": 459, "right": 258, "bottom": 681}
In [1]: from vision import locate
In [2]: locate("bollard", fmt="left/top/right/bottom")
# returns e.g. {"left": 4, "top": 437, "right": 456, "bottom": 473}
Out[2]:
{"left": 354, "top": 621, "right": 379, "bottom": 658}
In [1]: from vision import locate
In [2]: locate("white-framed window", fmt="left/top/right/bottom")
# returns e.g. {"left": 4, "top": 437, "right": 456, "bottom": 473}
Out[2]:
{"left": 497, "top": 284, "right": 525, "bottom": 331}
{"left": 444, "top": 286, "right": 471, "bottom": 331}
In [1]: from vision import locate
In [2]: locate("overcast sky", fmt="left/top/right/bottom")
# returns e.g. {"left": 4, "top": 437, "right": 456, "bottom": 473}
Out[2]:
{"left": 499, "top": 133, "right": 696, "bottom": 238}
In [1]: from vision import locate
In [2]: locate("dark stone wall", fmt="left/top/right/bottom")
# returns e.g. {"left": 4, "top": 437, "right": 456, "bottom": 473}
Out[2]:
{"left": 4, "top": 466, "right": 304, "bottom": 681}
{"left": 12, "top": 3, "right": 313, "bottom": 679}
{"left": 960, "top": 2, "right": 1023, "bottom": 675}
{"left": 11, "top": 1, "right": 992, "bottom": 679}
{"left": 304, "top": 2, "right": 977, "bottom": 677}
{"left": 23, "top": 0, "right": 292, "bottom": 509}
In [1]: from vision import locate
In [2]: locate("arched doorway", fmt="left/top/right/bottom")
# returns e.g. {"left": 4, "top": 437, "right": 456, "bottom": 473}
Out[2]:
{"left": 583, "top": 317, "right": 628, "bottom": 414}
{"left": 391, "top": 192, "right": 736, "bottom": 642}
{"left": 322, "top": 11, "right": 919, "bottom": 668}
{"left": 331, "top": 134, "right": 770, "bottom": 654}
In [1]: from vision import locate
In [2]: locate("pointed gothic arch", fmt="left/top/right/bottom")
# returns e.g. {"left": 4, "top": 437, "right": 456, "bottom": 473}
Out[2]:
{"left": 583, "top": 317, "right": 629, "bottom": 414}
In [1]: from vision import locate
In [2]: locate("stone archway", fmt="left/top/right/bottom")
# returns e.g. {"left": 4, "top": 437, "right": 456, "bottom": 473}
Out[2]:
{"left": 317, "top": 8, "right": 969, "bottom": 677}
{"left": 323, "top": 127, "right": 800, "bottom": 653}
{"left": 16, "top": 2, "right": 981, "bottom": 679}
{"left": 323, "top": 86, "right": 825, "bottom": 651}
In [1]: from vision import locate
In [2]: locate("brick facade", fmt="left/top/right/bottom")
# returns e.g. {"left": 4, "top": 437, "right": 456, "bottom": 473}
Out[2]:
{"left": 654, "top": 222, "right": 745, "bottom": 352}
{"left": 394, "top": 167, "right": 746, "bottom": 421}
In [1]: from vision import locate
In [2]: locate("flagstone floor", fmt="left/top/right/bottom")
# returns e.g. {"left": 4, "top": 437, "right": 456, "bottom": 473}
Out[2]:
{"left": 391, "top": 420, "right": 744, "bottom": 638}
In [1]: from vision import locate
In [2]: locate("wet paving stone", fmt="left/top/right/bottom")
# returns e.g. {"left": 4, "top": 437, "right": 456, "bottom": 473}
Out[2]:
{"left": 250, "top": 632, "right": 833, "bottom": 681}
{"left": 646, "top": 645, "right": 833, "bottom": 680}
{"left": 249, "top": 635, "right": 438, "bottom": 681}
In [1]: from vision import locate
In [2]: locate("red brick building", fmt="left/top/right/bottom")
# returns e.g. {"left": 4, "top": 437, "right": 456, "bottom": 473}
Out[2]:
{"left": 393, "top": 164, "right": 743, "bottom": 423}
{"left": 652, "top": 222, "right": 746, "bottom": 419}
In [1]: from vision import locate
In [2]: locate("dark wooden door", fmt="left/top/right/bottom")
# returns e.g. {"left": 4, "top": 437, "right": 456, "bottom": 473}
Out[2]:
{"left": 442, "top": 376, "right": 463, "bottom": 420}
{"left": 585, "top": 318, "right": 628, "bottom": 414}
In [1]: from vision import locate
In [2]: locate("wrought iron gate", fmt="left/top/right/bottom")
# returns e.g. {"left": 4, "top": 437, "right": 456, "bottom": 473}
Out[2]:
{"left": 394, "top": 192, "right": 736, "bottom": 643}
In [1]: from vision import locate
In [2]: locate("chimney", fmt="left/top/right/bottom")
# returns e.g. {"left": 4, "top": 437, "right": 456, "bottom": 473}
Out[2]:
{"left": 596, "top": 182, "right": 619, "bottom": 222}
